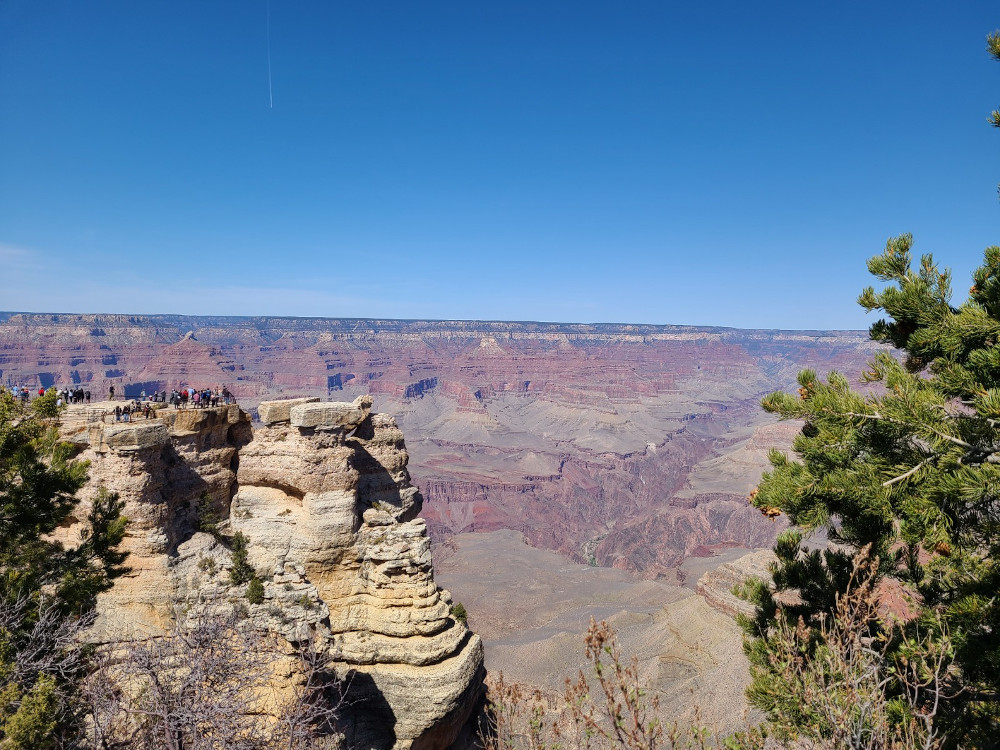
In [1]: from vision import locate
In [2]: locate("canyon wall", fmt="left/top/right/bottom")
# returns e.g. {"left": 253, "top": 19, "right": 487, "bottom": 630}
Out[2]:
{"left": 66, "top": 398, "right": 484, "bottom": 750}
{"left": 5, "top": 313, "right": 881, "bottom": 577}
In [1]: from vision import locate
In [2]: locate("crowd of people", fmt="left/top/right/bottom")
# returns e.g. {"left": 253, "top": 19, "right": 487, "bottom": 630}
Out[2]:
{"left": 112, "top": 402, "right": 153, "bottom": 422}
{"left": 165, "top": 386, "right": 235, "bottom": 408}
{"left": 4, "top": 383, "right": 237, "bottom": 412}
{"left": 61, "top": 387, "right": 91, "bottom": 404}
{"left": 4, "top": 386, "right": 94, "bottom": 408}
{"left": 108, "top": 386, "right": 236, "bottom": 421}
{"left": 5, "top": 386, "right": 95, "bottom": 405}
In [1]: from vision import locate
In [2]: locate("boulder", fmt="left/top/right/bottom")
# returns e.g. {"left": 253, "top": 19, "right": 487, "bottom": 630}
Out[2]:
{"left": 696, "top": 549, "right": 777, "bottom": 619}
{"left": 257, "top": 397, "right": 320, "bottom": 425}
{"left": 290, "top": 394, "right": 372, "bottom": 430}
{"left": 101, "top": 422, "right": 169, "bottom": 451}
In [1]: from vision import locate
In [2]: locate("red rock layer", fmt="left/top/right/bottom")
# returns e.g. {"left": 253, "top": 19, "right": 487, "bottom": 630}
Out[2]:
{"left": 0, "top": 314, "right": 879, "bottom": 576}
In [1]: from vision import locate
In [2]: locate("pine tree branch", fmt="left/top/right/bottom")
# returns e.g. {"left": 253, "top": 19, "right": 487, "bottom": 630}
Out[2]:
{"left": 843, "top": 411, "right": 976, "bottom": 450}
{"left": 883, "top": 459, "right": 932, "bottom": 487}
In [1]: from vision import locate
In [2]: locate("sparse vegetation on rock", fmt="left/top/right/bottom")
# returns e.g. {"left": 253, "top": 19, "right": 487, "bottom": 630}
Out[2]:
{"left": 196, "top": 490, "right": 221, "bottom": 536}
{"left": 228, "top": 531, "right": 255, "bottom": 586}
{"left": 246, "top": 575, "right": 265, "bottom": 605}
{"left": 83, "top": 613, "right": 345, "bottom": 750}
{"left": 0, "top": 392, "right": 128, "bottom": 747}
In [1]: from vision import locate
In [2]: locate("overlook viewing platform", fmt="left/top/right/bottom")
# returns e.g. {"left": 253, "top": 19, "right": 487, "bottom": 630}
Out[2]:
{"left": 59, "top": 401, "right": 249, "bottom": 450}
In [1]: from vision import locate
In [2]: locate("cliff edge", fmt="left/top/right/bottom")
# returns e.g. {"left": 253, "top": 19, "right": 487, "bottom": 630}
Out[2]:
{"left": 67, "top": 397, "right": 485, "bottom": 750}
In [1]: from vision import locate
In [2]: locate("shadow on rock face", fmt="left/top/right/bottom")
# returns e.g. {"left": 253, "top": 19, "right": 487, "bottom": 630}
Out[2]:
{"left": 227, "top": 418, "right": 253, "bottom": 501}
{"left": 338, "top": 670, "right": 397, "bottom": 750}
{"left": 158, "top": 442, "right": 213, "bottom": 553}
{"left": 155, "top": 417, "right": 255, "bottom": 555}
{"left": 349, "top": 416, "right": 423, "bottom": 523}
{"left": 351, "top": 412, "right": 377, "bottom": 442}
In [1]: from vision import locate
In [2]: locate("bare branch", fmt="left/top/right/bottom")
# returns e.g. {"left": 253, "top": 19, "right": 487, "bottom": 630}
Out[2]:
{"left": 80, "top": 614, "right": 344, "bottom": 750}
{"left": 882, "top": 458, "right": 932, "bottom": 487}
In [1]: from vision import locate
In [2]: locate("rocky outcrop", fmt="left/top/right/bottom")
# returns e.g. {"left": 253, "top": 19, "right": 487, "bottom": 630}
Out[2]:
{"left": 231, "top": 395, "right": 484, "bottom": 750}
{"left": 696, "top": 549, "right": 777, "bottom": 619}
{"left": 68, "top": 398, "right": 484, "bottom": 750}
{"left": 258, "top": 396, "right": 320, "bottom": 425}
{"left": 71, "top": 403, "right": 249, "bottom": 635}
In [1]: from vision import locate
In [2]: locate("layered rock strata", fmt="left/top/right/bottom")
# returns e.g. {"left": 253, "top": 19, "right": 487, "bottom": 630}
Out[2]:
{"left": 696, "top": 549, "right": 777, "bottom": 619}
{"left": 231, "top": 396, "right": 484, "bottom": 749}
{"left": 3, "top": 313, "right": 880, "bottom": 578}
{"left": 68, "top": 398, "right": 484, "bottom": 750}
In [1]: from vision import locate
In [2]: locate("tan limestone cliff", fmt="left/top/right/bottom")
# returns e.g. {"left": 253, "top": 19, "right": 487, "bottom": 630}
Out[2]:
{"left": 67, "top": 397, "right": 484, "bottom": 750}
{"left": 69, "top": 403, "right": 249, "bottom": 636}
{"left": 231, "top": 396, "right": 485, "bottom": 750}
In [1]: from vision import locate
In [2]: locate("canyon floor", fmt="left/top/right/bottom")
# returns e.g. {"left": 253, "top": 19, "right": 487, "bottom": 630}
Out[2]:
{"left": 435, "top": 530, "right": 757, "bottom": 733}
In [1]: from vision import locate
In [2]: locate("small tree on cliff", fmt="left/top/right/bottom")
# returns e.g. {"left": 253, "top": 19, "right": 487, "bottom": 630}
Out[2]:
{"left": 0, "top": 391, "right": 128, "bottom": 747}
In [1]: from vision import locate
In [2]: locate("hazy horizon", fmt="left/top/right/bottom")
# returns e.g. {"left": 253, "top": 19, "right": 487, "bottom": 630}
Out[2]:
{"left": 0, "top": 308, "right": 877, "bottom": 334}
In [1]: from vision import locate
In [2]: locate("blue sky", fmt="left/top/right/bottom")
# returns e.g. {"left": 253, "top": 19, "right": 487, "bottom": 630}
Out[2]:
{"left": 1, "top": 1, "right": 997, "bottom": 329}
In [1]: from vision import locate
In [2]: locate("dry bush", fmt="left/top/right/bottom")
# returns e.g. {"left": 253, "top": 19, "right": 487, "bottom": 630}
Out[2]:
{"left": 480, "top": 618, "right": 722, "bottom": 750}
{"left": 80, "top": 613, "right": 344, "bottom": 750}
{"left": 746, "top": 549, "right": 956, "bottom": 750}
{"left": 0, "top": 594, "right": 95, "bottom": 747}
{"left": 0, "top": 594, "right": 94, "bottom": 694}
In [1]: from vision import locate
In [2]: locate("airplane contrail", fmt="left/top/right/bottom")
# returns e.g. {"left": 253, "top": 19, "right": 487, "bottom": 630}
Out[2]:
{"left": 266, "top": 0, "right": 273, "bottom": 108}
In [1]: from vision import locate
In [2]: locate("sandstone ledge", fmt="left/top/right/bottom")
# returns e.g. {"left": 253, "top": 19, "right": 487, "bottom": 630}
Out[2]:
{"left": 90, "top": 422, "right": 169, "bottom": 452}
{"left": 290, "top": 394, "right": 372, "bottom": 430}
